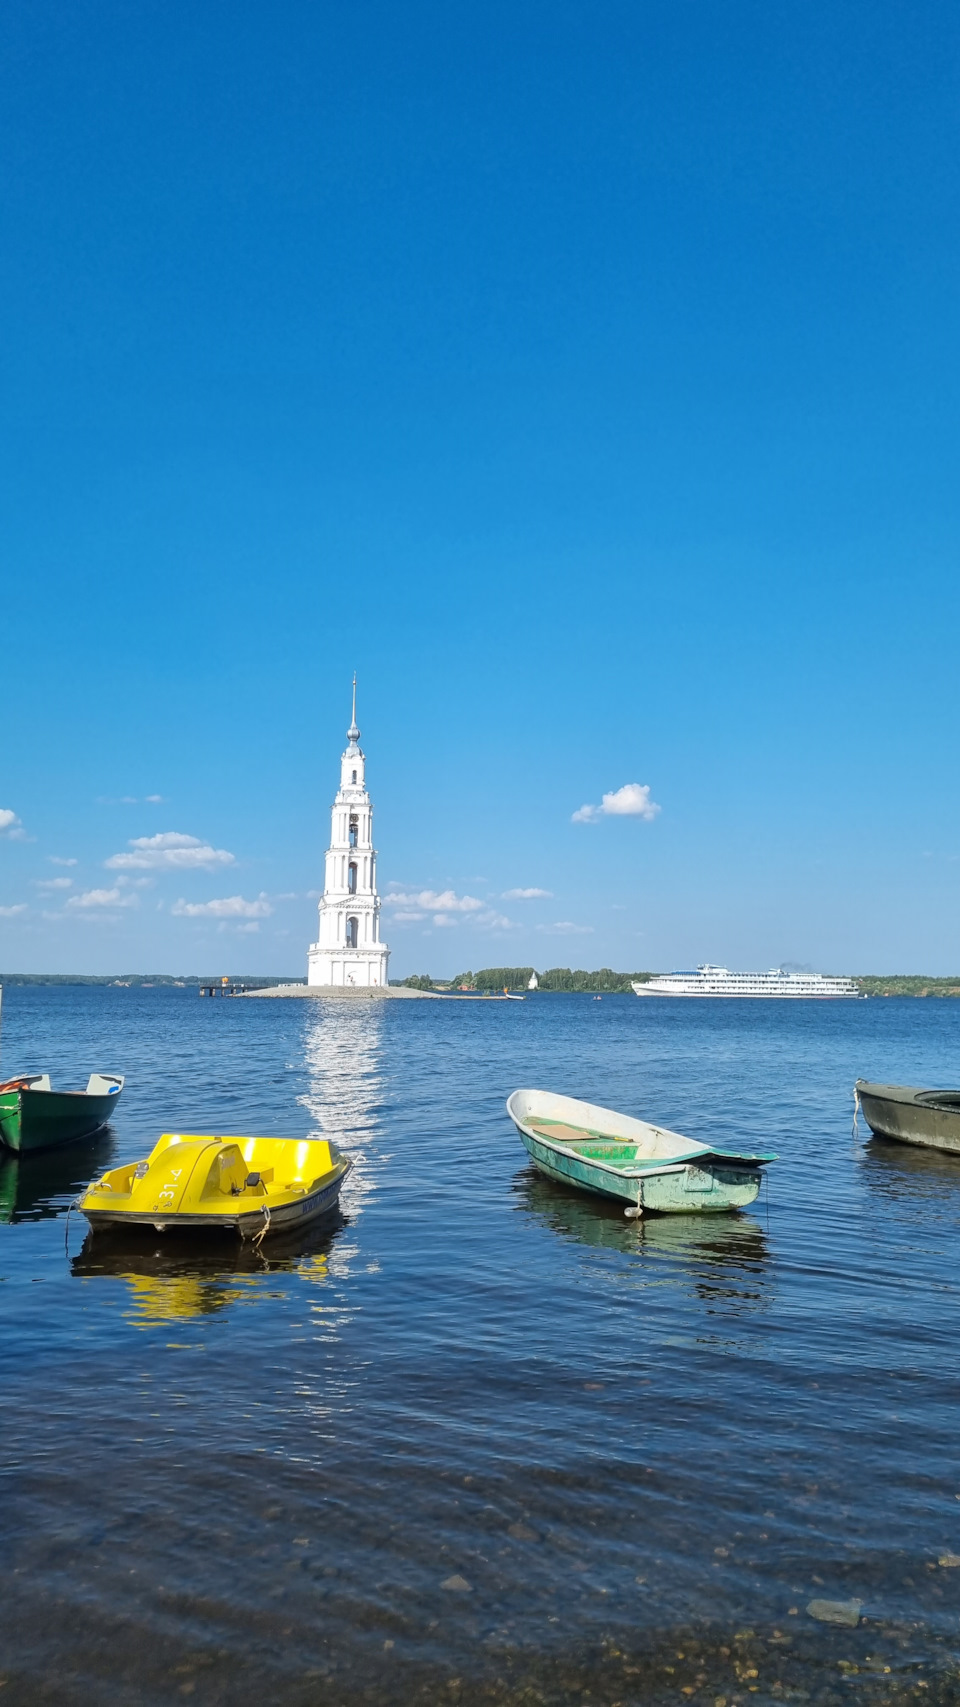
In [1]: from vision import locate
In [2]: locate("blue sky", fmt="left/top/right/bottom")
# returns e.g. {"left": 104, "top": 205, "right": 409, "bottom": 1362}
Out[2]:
{"left": 2, "top": 0, "right": 960, "bottom": 976}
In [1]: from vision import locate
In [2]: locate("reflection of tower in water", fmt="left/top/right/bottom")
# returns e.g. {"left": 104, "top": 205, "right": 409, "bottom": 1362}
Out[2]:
{"left": 299, "top": 999, "right": 385, "bottom": 1228}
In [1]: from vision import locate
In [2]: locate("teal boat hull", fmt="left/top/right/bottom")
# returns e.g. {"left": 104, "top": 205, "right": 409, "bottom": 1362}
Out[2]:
{"left": 517, "top": 1126, "right": 763, "bottom": 1213}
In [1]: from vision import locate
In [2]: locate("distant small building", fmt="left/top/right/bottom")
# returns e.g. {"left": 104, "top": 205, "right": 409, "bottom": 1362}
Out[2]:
{"left": 307, "top": 680, "right": 390, "bottom": 989}
{"left": 528, "top": 971, "right": 539, "bottom": 990}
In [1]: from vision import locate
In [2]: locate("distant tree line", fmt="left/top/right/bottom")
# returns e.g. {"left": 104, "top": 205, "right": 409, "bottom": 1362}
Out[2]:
{"left": 854, "top": 976, "right": 960, "bottom": 997}
{"left": 441, "top": 967, "right": 653, "bottom": 992}
{"left": 0, "top": 973, "right": 295, "bottom": 987}
{"left": 540, "top": 967, "right": 651, "bottom": 992}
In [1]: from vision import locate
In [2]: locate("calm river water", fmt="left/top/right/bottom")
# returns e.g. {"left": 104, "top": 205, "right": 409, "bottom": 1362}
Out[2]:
{"left": 2, "top": 986, "right": 960, "bottom": 1705}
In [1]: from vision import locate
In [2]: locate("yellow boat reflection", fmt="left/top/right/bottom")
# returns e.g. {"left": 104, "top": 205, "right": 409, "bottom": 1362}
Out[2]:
{"left": 71, "top": 1219, "right": 341, "bottom": 1325}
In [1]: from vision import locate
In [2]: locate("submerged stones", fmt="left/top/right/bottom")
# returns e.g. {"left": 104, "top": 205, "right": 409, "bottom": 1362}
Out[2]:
{"left": 806, "top": 1597, "right": 863, "bottom": 1626}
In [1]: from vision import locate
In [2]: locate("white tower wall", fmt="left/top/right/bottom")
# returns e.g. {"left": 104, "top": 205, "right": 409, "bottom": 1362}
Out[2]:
{"left": 307, "top": 684, "right": 390, "bottom": 988}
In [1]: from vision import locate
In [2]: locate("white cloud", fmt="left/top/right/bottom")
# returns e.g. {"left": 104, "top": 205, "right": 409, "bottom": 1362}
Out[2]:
{"left": 572, "top": 783, "right": 660, "bottom": 824}
{"left": 391, "top": 898, "right": 516, "bottom": 930}
{"left": 106, "top": 832, "right": 235, "bottom": 871}
{"left": 538, "top": 920, "right": 594, "bottom": 934}
{"left": 0, "top": 809, "right": 26, "bottom": 840}
{"left": 477, "top": 909, "right": 516, "bottom": 930}
{"left": 170, "top": 894, "right": 272, "bottom": 919}
{"left": 67, "top": 887, "right": 139, "bottom": 910}
{"left": 33, "top": 877, "right": 73, "bottom": 891}
{"left": 503, "top": 887, "right": 553, "bottom": 900}
{"left": 384, "top": 889, "right": 483, "bottom": 913}
{"left": 49, "top": 856, "right": 77, "bottom": 866}
{"left": 0, "top": 903, "right": 27, "bottom": 917}
{"left": 145, "top": 794, "right": 164, "bottom": 803}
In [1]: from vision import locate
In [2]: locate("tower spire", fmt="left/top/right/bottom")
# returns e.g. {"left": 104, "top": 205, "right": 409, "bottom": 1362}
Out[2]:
{"left": 347, "top": 673, "right": 360, "bottom": 744}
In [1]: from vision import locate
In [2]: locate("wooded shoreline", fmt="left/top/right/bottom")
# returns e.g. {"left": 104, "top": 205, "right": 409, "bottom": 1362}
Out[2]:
{"left": 5, "top": 970, "right": 960, "bottom": 996}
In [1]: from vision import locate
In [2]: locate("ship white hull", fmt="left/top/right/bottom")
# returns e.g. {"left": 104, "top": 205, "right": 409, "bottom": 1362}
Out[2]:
{"left": 632, "top": 966, "right": 862, "bottom": 1000}
{"left": 632, "top": 986, "right": 859, "bottom": 1000}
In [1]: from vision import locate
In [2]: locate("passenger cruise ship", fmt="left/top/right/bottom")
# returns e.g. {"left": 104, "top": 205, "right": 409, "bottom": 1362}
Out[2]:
{"left": 632, "top": 965, "right": 863, "bottom": 1000}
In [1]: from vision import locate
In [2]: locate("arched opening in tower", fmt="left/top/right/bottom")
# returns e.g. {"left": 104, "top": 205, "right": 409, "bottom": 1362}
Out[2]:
{"left": 346, "top": 916, "right": 359, "bottom": 949}
{"left": 348, "top": 863, "right": 357, "bottom": 894}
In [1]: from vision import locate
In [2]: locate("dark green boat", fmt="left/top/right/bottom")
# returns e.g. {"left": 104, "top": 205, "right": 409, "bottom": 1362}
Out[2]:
{"left": 855, "top": 1079, "right": 960, "bottom": 1155}
{"left": 0, "top": 1073, "right": 124, "bottom": 1155}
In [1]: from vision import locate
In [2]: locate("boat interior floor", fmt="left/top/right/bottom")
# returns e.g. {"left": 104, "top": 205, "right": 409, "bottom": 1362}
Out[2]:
{"left": 528, "top": 1119, "right": 641, "bottom": 1159}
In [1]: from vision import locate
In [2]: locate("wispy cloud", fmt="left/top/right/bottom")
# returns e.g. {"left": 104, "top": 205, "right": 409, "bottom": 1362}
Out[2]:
{"left": 433, "top": 907, "right": 517, "bottom": 930}
{"left": 98, "top": 794, "right": 165, "bottom": 805}
{"left": 170, "top": 894, "right": 272, "bottom": 919}
{"left": 49, "top": 856, "right": 77, "bottom": 866}
{"left": 106, "top": 832, "right": 235, "bottom": 871}
{"left": 390, "top": 899, "right": 516, "bottom": 930}
{"left": 33, "top": 877, "right": 73, "bottom": 891}
{"left": 477, "top": 909, "right": 515, "bottom": 930}
{"left": 67, "top": 887, "right": 139, "bottom": 910}
{"left": 0, "top": 903, "right": 27, "bottom": 917}
{"left": 538, "top": 920, "right": 593, "bottom": 934}
{"left": 572, "top": 782, "right": 660, "bottom": 824}
{"left": 502, "top": 887, "right": 553, "bottom": 900}
{"left": 384, "top": 889, "right": 483, "bottom": 913}
{"left": 0, "top": 809, "right": 26, "bottom": 841}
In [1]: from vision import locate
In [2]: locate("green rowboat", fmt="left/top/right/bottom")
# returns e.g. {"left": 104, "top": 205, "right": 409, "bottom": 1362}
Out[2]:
{"left": 506, "top": 1088, "right": 776, "bottom": 1216}
{"left": 0, "top": 1073, "right": 124, "bottom": 1155}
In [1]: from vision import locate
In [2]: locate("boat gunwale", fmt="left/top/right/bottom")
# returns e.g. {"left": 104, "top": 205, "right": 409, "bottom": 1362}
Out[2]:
{"left": 516, "top": 1126, "right": 764, "bottom": 1181}
{"left": 507, "top": 1092, "right": 774, "bottom": 1178}
{"left": 0, "top": 1074, "right": 125, "bottom": 1102}
{"left": 856, "top": 1078, "right": 960, "bottom": 1110}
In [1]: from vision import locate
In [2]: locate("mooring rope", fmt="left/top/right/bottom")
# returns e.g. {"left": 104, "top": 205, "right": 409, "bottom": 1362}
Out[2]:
{"left": 64, "top": 1193, "right": 81, "bottom": 1258}
{"left": 252, "top": 1203, "right": 272, "bottom": 1248}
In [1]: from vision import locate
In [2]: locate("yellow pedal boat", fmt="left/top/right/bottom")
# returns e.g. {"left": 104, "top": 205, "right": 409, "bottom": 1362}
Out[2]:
{"left": 78, "top": 1132, "right": 352, "bottom": 1239}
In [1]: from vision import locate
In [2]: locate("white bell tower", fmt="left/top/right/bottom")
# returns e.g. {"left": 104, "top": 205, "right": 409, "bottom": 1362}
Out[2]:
{"left": 307, "top": 679, "right": 390, "bottom": 989}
